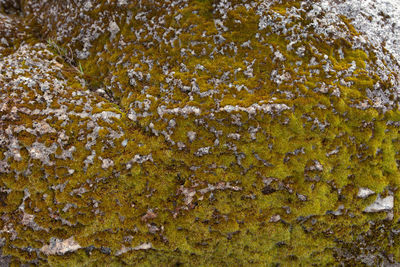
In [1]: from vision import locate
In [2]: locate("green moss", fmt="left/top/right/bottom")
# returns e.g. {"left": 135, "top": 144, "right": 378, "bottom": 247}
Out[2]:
{"left": 2, "top": 0, "right": 400, "bottom": 266}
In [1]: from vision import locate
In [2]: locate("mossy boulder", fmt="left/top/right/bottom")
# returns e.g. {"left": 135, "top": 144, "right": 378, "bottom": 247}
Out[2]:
{"left": 1, "top": 0, "right": 400, "bottom": 265}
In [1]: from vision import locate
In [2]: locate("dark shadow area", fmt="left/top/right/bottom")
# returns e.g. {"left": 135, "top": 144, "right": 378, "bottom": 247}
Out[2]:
{"left": 0, "top": 0, "right": 21, "bottom": 15}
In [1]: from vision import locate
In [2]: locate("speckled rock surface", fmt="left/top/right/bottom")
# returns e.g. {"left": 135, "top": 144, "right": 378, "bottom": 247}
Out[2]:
{"left": 1, "top": 0, "right": 400, "bottom": 266}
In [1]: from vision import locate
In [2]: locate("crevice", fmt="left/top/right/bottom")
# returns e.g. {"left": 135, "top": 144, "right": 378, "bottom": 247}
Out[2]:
{"left": 0, "top": 0, "right": 22, "bottom": 15}
{"left": 45, "top": 38, "right": 123, "bottom": 110}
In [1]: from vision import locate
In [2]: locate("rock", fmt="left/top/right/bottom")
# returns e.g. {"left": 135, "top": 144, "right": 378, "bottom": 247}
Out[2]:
{"left": 364, "top": 195, "right": 394, "bottom": 213}
{"left": 357, "top": 187, "right": 375, "bottom": 199}
{"left": 270, "top": 214, "right": 281, "bottom": 223}
{"left": 326, "top": 205, "right": 345, "bottom": 216}
{"left": 108, "top": 21, "right": 120, "bottom": 40}
{"left": 115, "top": 243, "right": 152, "bottom": 256}
{"left": 40, "top": 237, "right": 81, "bottom": 255}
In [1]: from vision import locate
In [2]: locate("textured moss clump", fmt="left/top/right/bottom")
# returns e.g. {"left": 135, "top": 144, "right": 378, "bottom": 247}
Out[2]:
{"left": 1, "top": 0, "right": 400, "bottom": 266}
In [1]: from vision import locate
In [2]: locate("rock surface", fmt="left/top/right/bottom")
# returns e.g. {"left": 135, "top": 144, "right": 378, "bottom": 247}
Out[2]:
{"left": 40, "top": 237, "right": 81, "bottom": 256}
{"left": 1, "top": 0, "right": 400, "bottom": 266}
{"left": 364, "top": 195, "right": 394, "bottom": 213}
{"left": 357, "top": 187, "right": 376, "bottom": 199}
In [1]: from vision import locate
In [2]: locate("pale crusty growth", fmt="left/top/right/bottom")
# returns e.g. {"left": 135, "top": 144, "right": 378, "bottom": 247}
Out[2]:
{"left": 1, "top": 0, "right": 400, "bottom": 266}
